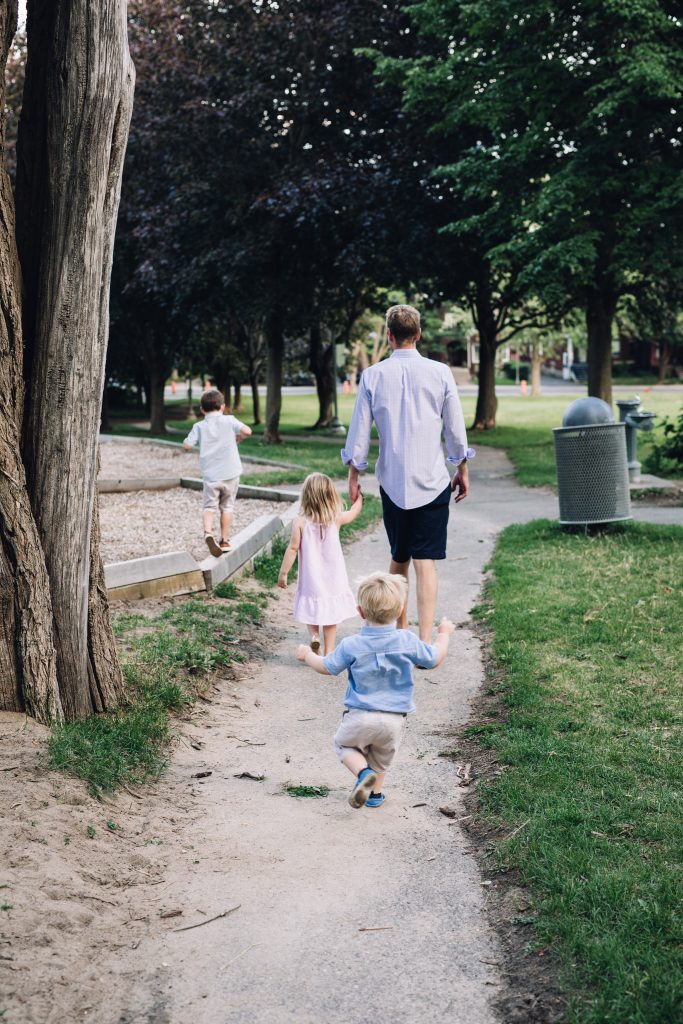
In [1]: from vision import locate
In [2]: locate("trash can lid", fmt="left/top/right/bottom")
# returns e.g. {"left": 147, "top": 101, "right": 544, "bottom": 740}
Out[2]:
{"left": 562, "top": 397, "right": 614, "bottom": 427}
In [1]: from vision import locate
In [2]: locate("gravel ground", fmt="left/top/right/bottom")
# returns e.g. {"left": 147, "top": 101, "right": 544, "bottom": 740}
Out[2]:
{"left": 99, "top": 439, "right": 283, "bottom": 479}
{"left": 99, "top": 488, "right": 286, "bottom": 564}
{"left": 100, "top": 440, "right": 201, "bottom": 478}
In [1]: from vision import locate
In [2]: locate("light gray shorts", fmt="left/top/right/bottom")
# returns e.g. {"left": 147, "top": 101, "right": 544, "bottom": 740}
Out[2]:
{"left": 202, "top": 477, "right": 239, "bottom": 512}
{"left": 333, "top": 708, "right": 407, "bottom": 773}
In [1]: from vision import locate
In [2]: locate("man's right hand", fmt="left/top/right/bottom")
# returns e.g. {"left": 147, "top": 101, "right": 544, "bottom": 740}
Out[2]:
{"left": 348, "top": 466, "right": 361, "bottom": 503}
{"left": 451, "top": 462, "right": 469, "bottom": 503}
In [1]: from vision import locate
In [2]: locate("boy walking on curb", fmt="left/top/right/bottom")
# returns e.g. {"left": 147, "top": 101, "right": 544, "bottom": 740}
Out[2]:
{"left": 297, "top": 572, "right": 455, "bottom": 808}
{"left": 183, "top": 389, "right": 252, "bottom": 557}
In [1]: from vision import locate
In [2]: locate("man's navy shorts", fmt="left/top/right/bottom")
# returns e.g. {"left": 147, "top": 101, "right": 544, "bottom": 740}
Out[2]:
{"left": 380, "top": 484, "right": 451, "bottom": 563}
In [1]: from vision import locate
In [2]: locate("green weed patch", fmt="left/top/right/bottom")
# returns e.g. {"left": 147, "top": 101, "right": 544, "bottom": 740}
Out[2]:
{"left": 285, "top": 784, "right": 330, "bottom": 799}
{"left": 478, "top": 519, "right": 683, "bottom": 1023}
{"left": 49, "top": 595, "right": 255, "bottom": 796}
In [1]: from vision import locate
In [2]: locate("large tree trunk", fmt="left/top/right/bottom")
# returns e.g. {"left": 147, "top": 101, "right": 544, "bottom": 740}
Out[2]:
{"left": 15, "top": 0, "right": 134, "bottom": 720}
{"left": 146, "top": 355, "right": 167, "bottom": 435}
{"left": 309, "top": 323, "right": 335, "bottom": 428}
{"left": 264, "top": 312, "right": 284, "bottom": 443}
{"left": 472, "top": 270, "right": 499, "bottom": 429}
{"left": 0, "top": 4, "right": 62, "bottom": 723}
{"left": 586, "top": 288, "right": 616, "bottom": 406}
{"left": 233, "top": 383, "right": 243, "bottom": 412}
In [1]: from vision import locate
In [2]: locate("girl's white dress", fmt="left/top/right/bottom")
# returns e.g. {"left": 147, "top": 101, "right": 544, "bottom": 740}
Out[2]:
{"left": 292, "top": 520, "right": 357, "bottom": 626}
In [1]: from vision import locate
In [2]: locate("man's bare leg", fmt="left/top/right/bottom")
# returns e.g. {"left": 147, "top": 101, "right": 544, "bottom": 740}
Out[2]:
{"left": 413, "top": 558, "right": 438, "bottom": 642}
{"left": 389, "top": 558, "right": 410, "bottom": 629}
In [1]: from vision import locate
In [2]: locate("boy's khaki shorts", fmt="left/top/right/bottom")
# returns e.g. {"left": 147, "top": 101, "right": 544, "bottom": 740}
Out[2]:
{"left": 202, "top": 477, "right": 239, "bottom": 512}
{"left": 333, "top": 708, "right": 407, "bottom": 773}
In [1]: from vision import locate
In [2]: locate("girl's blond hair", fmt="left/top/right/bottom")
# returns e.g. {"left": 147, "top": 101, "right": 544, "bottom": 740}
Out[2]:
{"left": 299, "top": 473, "right": 343, "bottom": 526}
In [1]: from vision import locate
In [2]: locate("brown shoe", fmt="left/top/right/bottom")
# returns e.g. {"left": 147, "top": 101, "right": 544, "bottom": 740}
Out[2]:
{"left": 219, "top": 538, "right": 231, "bottom": 552}
{"left": 205, "top": 534, "right": 222, "bottom": 558}
{"left": 310, "top": 634, "right": 321, "bottom": 653}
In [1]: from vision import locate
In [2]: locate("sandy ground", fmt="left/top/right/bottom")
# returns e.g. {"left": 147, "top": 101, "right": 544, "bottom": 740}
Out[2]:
{"left": 99, "top": 490, "right": 285, "bottom": 564}
{"left": 2, "top": 449, "right": 681, "bottom": 1024}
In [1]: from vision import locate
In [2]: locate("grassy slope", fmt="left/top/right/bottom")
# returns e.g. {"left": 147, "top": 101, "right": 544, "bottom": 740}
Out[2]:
{"left": 475, "top": 520, "right": 683, "bottom": 1023}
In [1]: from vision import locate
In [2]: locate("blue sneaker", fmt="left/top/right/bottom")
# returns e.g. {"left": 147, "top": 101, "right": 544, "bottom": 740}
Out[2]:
{"left": 348, "top": 767, "right": 377, "bottom": 809}
{"left": 366, "top": 792, "right": 385, "bottom": 808}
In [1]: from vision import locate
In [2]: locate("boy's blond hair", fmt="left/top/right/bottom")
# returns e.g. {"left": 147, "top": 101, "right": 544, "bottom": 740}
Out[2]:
{"left": 357, "top": 572, "right": 408, "bottom": 625}
{"left": 299, "top": 473, "right": 343, "bottom": 527}
{"left": 386, "top": 304, "right": 421, "bottom": 344}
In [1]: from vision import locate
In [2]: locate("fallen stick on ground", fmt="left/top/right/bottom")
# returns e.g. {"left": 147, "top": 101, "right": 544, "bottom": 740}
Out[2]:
{"left": 504, "top": 818, "right": 531, "bottom": 841}
{"left": 174, "top": 905, "right": 241, "bottom": 933}
{"left": 358, "top": 926, "right": 393, "bottom": 932}
{"left": 220, "top": 943, "right": 261, "bottom": 971}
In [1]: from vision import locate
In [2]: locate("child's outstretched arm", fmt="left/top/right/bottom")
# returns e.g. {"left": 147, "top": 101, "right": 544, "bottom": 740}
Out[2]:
{"left": 182, "top": 422, "right": 200, "bottom": 452}
{"left": 236, "top": 424, "right": 252, "bottom": 444}
{"left": 337, "top": 489, "right": 364, "bottom": 527}
{"left": 277, "top": 520, "right": 302, "bottom": 589}
{"left": 432, "top": 617, "right": 455, "bottom": 667}
{"left": 296, "top": 646, "right": 330, "bottom": 675}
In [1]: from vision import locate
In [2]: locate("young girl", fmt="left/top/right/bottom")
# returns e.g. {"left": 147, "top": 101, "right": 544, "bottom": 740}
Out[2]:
{"left": 278, "top": 473, "right": 363, "bottom": 654}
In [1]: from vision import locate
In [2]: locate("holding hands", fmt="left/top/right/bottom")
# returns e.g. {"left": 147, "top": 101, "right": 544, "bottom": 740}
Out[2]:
{"left": 437, "top": 616, "right": 455, "bottom": 635}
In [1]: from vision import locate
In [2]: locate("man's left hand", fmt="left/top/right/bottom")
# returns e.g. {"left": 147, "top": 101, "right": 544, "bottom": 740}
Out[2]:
{"left": 451, "top": 462, "right": 469, "bottom": 503}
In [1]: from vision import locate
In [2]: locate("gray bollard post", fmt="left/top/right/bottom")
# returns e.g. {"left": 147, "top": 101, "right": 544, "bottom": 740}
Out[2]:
{"left": 615, "top": 396, "right": 657, "bottom": 482}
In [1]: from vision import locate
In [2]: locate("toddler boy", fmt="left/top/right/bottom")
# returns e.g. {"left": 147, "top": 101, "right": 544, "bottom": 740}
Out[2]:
{"left": 183, "top": 389, "right": 252, "bottom": 556}
{"left": 297, "top": 572, "right": 455, "bottom": 808}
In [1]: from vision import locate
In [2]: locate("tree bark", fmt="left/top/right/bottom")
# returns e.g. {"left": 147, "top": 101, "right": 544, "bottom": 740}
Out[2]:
{"left": 309, "top": 323, "right": 335, "bottom": 428}
{"left": 658, "top": 335, "right": 671, "bottom": 383}
{"left": 148, "top": 365, "right": 167, "bottom": 435}
{"left": 0, "top": 4, "right": 62, "bottom": 723}
{"left": 530, "top": 341, "right": 542, "bottom": 397}
{"left": 16, "top": 0, "right": 134, "bottom": 720}
{"left": 87, "top": 461, "right": 124, "bottom": 713}
{"left": 264, "top": 312, "right": 284, "bottom": 443}
{"left": 472, "top": 270, "right": 499, "bottom": 429}
{"left": 586, "top": 288, "right": 616, "bottom": 406}
{"left": 250, "top": 374, "right": 261, "bottom": 425}
{"left": 233, "top": 383, "right": 243, "bottom": 412}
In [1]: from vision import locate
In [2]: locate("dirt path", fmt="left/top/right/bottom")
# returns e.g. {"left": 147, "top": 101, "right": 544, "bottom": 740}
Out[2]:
{"left": 3, "top": 449, "right": 680, "bottom": 1024}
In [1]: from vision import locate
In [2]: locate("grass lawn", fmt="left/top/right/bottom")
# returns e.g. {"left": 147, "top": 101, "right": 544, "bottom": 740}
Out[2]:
{"left": 108, "top": 389, "right": 682, "bottom": 489}
{"left": 457, "top": 392, "right": 682, "bottom": 488}
{"left": 473, "top": 520, "right": 683, "bottom": 1023}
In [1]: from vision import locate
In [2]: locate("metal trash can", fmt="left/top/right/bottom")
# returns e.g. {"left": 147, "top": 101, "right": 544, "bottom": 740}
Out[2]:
{"left": 553, "top": 398, "right": 632, "bottom": 525}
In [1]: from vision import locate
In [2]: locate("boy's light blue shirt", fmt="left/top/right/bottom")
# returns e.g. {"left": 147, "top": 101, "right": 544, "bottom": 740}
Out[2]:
{"left": 323, "top": 623, "right": 438, "bottom": 714}
{"left": 183, "top": 412, "right": 246, "bottom": 482}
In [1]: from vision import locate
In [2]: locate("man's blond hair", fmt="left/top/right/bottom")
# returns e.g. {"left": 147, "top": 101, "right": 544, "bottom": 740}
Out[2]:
{"left": 386, "top": 304, "right": 421, "bottom": 345}
{"left": 357, "top": 572, "right": 408, "bottom": 625}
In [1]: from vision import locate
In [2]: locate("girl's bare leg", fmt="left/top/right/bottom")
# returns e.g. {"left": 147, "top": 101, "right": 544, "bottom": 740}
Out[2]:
{"left": 322, "top": 624, "right": 336, "bottom": 655}
{"left": 307, "top": 624, "right": 321, "bottom": 652}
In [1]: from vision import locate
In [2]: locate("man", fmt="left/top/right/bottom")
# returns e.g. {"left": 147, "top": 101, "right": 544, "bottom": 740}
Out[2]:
{"left": 343, "top": 304, "right": 474, "bottom": 642}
